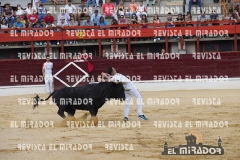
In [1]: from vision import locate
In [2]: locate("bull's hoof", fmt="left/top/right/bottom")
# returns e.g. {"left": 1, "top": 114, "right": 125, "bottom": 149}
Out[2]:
{"left": 89, "top": 116, "right": 98, "bottom": 126}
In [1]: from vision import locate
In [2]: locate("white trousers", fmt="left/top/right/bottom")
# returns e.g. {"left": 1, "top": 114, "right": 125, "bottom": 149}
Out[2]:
{"left": 44, "top": 74, "right": 54, "bottom": 93}
{"left": 124, "top": 88, "right": 144, "bottom": 118}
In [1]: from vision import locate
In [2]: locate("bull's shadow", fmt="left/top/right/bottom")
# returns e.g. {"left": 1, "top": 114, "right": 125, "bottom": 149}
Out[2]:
{"left": 33, "top": 82, "right": 125, "bottom": 125}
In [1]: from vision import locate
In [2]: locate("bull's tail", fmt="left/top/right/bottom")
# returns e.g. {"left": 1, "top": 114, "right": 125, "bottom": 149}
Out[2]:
{"left": 33, "top": 91, "right": 56, "bottom": 109}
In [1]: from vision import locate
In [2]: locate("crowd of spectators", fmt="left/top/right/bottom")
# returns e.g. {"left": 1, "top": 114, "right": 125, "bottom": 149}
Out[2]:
{"left": 0, "top": 0, "right": 239, "bottom": 46}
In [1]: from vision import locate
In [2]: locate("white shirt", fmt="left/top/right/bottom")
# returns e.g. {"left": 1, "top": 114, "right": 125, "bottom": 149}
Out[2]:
{"left": 137, "top": 5, "right": 146, "bottom": 12}
{"left": 26, "top": 8, "right": 34, "bottom": 14}
{"left": 42, "top": 62, "right": 53, "bottom": 75}
{"left": 112, "top": 73, "right": 136, "bottom": 90}
{"left": 57, "top": 22, "right": 68, "bottom": 27}
{"left": 57, "top": 13, "right": 70, "bottom": 23}
{"left": 16, "top": 9, "right": 25, "bottom": 16}
{"left": 65, "top": 4, "right": 76, "bottom": 14}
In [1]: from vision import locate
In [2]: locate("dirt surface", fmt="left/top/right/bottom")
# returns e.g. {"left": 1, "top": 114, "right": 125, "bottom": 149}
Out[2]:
{"left": 0, "top": 90, "right": 239, "bottom": 160}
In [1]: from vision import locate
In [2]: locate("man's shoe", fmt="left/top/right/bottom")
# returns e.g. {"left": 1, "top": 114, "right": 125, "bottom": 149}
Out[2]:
{"left": 124, "top": 117, "right": 129, "bottom": 122}
{"left": 138, "top": 115, "right": 147, "bottom": 120}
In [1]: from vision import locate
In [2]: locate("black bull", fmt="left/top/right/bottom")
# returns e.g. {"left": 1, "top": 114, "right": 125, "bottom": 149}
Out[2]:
{"left": 33, "top": 82, "right": 125, "bottom": 118}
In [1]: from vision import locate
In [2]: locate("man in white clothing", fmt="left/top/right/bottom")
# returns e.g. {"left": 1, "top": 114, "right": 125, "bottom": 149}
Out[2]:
{"left": 42, "top": 55, "right": 54, "bottom": 94}
{"left": 98, "top": 67, "right": 148, "bottom": 121}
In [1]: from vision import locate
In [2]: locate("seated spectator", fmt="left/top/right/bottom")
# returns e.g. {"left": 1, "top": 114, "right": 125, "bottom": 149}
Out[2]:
{"left": 136, "top": 1, "right": 147, "bottom": 21}
{"left": 153, "top": 14, "right": 161, "bottom": 42}
{"left": 116, "top": 0, "right": 125, "bottom": 16}
{"left": 140, "top": 14, "right": 149, "bottom": 41}
{"left": 65, "top": 0, "right": 76, "bottom": 20}
{"left": 97, "top": 0, "right": 106, "bottom": 7}
{"left": 119, "top": 14, "right": 128, "bottom": 42}
{"left": 185, "top": 12, "right": 193, "bottom": 39}
{"left": 210, "top": 11, "right": 219, "bottom": 26}
{"left": 97, "top": 16, "right": 108, "bottom": 27}
{"left": 36, "top": 0, "right": 47, "bottom": 22}
{"left": 82, "top": 15, "right": 94, "bottom": 43}
{"left": 20, "top": 15, "right": 27, "bottom": 26}
{"left": 221, "top": 0, "right": 229, "bottom": 16}
{"left": 34, "top": 21, "right": 43, "bottom": 46}
{"left": 44, "top": 11, "right": 54, "bottom": 26}
{"left": 222, "top": 10, "right": 231, "bottom": 38}
{"left": 77, "top": 1, "right": 88, "bottom": 25}
{"left": 15, "top": 4, "right": 25, "bottom": 17}
{"left": 129, "top": 0, "right": 138, "bottom": 18}
{"left": 130, "top": 13, "right": 139, "bottom": 41}
{"left": 165, "top": 12, "right": 174, "bottom": 28}
{"left": 102, "top": 0, "right": 118, "bottom": 20}
{"left": 110, "top": 18, "right": 119, "bottom": 42}
{"left": 28, "top": 10, "right": 39, "bottom": 28}
{"left": 58, "top": 9, "right": 70, "bottom": 24}
{"left": 175, "top": 13, "right": 184, "bottom": 27}
{"left": 146, "top": 0, "right": 157, "bottom": 7}
{"left": 82, "top": 15, "right": 94, "bottom": 26}
{"left": 13, "top": 16, "right": 26, "bottom": 31}
{"left": 198, "top": 11, "right": 209, "bottom": 26}
{"left": 68, "top": 15, "right": 78, "bottom": 26}
{"left": 231, "top": 8, "right": 239, "bottom": 22}
{"left": 3, "top": 2, "right": 15, "bottom": 28}
{"left": 1, "top": 18, "right": 9, "bottom": 46}
{"left": 91, "top": 10, "right": 101, "bottom": 26}
{"left": 185, "top": 12, "right": 193, "bottom": 26}
{"left": 188, "top": 0, "right": 202, "bottom": 13}
{"left": 68, "top": 16, "right": 78, "bottom": 44}
{"left": 26, "top": 3, "right": 34, "bottom": 16}
{"left": 56, "top": 16, "right": 69, "bottom": 45}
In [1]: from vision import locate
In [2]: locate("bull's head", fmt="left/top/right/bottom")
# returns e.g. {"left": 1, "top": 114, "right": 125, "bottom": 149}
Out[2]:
{"left": 111, "top": 82, "right": 125, "bottom": 101}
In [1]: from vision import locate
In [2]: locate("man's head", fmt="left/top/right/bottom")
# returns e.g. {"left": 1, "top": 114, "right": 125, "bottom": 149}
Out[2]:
{"left": 47, "top": 11, "right": 51, "bottom": 16}
{"left": 106, "top": 0, "right": 110, "bottom": 4}
{"left": 100, "top": 16, "right": 104, "bottom": 22}
{"left": 35, "top": 21, "right": 41, "bottom": 28}
{"left": 161, "top": 49, "right": 165, "bottom": 53}
{"left": 131, "top": 0, "right": 135, "bottom": 3}
{"left": 16, "top": 16, "right": 21, "bottom": 22}
{"left": 201, "top": 11, "right": 205, "bottom": 16}
{"left": 167, "top": 12, "right": 172, "bottom": 18}
{"left": 80, "top": 0, "right": 85, "bottom": 6}
{"left": 107, "top": 67, "right": 116, "bottom": 75}
{"left": 178, "top": 14, "right": 182, "bottom": 19}
{"left": 139, "top": 1, "right": 143, "bottom": 5}
{"left": 94, "top": 10, "right": 98, "bottom": 15}
{"left": 46, "top": 55, "right": 50, "bottom": 62}
{"left": 68, "top": 0, "right": 72, "bottom": 6}
{"left": 86, "top": 15, "right": 90, "bottom": 22}
{"left": 39, "top": 1, "right": 43, "bottom": 6}
{"left": 60, "top": 16, "right": 65, "bottom": 23}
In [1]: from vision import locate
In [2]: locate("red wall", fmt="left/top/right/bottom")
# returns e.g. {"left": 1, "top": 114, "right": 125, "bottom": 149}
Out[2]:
{"left": 1, "top": 53, "right": 240, "bottom": 89}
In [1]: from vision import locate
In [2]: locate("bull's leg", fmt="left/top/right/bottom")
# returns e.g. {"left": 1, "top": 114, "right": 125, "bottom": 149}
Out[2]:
{"left": 67, "top": 108, "right": 76, "bottom": 117}
{"left": 58, "top": 108, "right": 66, "bottom": 119}
{"left": 88, "top": 104, "right": 96, "bottom": 117}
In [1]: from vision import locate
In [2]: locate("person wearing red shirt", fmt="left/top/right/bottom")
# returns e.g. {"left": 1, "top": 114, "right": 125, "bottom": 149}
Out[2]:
{"left": 102, "top": 0, "right": 118, "bottom": 20}
{"left": 44, "top": 11, "right": 54, "bottom": 26}
{"left": 27, "top": 9, "right": 39, "bottom": 28}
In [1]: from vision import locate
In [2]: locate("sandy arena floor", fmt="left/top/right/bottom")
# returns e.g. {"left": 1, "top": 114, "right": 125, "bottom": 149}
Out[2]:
{"left": 0, "top": 89, "right": 239, "bottom": 160}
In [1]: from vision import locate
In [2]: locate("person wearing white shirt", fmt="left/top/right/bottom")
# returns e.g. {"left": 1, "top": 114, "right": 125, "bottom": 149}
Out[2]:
{"left": 99, "top": 67, "right": 148, "bottom": 121}
{"left": 65, "top": 0, "right": 76, "bottom": 20}
{"left": 42, "top": 55, "right": 54, "bottom": 94}
{"left": 58, "top": 10, "right": 70, "bottom": 24}
{"left": 56, "top": 16, "right": 69, "bottom": 45}
{"left": 15, "top": 4, "right": 25, "bottom": 17}
{"left": 26, "top": 3, "right": 35, "bottom": 16}
{"left": 136, "top": 1, "right": 147, "bottom": 20}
